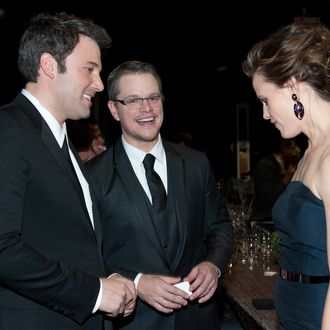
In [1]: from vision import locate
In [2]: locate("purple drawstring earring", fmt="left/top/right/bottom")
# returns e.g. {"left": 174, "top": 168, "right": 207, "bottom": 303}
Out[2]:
{"left": 292, "top": 94, "right": 304, "bottom": 120}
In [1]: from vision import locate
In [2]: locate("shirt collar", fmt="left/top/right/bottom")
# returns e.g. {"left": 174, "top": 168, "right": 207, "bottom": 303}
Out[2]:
{"left": 21, "top": 89, "right": 66, "bottom": 146}
{"left": 121, "top": 135, "right": 166, "bottom": 166}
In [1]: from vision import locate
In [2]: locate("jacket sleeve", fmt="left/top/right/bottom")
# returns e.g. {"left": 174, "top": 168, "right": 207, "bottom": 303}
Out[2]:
{"left": 202, "top": 154, "right": 234, "bottom": 276}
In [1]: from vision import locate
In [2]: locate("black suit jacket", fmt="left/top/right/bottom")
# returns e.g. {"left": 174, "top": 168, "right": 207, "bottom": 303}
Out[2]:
{"left": 0, "top": 94, "right": 106, "bottom": 329}
{"left": 87, "top": 138, "right": 234, "bottom": 330}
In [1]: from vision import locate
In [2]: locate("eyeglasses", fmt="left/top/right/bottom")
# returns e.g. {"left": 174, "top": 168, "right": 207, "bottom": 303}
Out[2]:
{"left": 112, "top": 95, "right": 164, "bottom": 110}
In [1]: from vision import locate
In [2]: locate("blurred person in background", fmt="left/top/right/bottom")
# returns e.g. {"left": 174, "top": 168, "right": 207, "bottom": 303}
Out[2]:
{"left": 173, "top": 131, "right": 193, "bottom": 147}
{"left": 68, "top": 119, "right": 107, "bottom": 163}
{"left": 250, "top": 138, "right": 301, "bottom": 230}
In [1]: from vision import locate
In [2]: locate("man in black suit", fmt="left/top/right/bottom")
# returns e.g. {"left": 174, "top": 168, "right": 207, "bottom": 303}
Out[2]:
{"left": 251, "top": 138, "right": 301, "bottom": 229}
{"left": 0, "top": 12, "right": 136, "bottom": 329}
{"left": 87, "top": 61, "right": 234, "bottom": 329}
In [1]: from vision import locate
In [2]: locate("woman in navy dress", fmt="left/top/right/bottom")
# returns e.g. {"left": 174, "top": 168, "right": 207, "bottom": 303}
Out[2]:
{"left": 243, "top": 23, "right": 330, "bottom": 329}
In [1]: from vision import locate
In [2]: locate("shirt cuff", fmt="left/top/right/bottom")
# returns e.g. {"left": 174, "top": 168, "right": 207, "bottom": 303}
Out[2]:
{"left": 92, "top": 279, "right": 102, "bottom": 313}
{"left": 92, "top": 274, "right": 120, "bottom": 313}
{"left": 134, "top": 273, "right": 143, "bottom": 289}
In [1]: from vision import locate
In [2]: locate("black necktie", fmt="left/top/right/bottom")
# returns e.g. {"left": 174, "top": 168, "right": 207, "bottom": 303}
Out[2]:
{"left": 62, "top": 138, "right": 75, "bottom": 170}
{"left": 143, "top": 153, "right": 167, "bottom": 212}
{"left": 62, "top": 137, "right": 83, "bottom": 193}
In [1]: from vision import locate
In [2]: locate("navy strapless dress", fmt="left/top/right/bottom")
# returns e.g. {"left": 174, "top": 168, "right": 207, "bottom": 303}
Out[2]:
{"left": 272, "top": 181, "right": 329, "bottom": 330}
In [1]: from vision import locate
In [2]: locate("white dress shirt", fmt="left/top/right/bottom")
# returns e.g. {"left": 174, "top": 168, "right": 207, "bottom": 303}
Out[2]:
{"left": 122, "top": 134, "right": 168, "bottom": 201}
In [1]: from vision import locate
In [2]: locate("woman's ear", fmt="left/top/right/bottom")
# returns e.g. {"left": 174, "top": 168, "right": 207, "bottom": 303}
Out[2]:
{"left": 286, "top": 76, "right": 302, "bottom": 94}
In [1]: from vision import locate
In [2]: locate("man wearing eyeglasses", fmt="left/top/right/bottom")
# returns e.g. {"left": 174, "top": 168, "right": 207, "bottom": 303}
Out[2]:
{"left": 86, "top": 60, "right": 234, "bottom": 330}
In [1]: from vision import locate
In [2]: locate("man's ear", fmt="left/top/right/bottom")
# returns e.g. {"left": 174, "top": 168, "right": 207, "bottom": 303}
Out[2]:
{"left": 108, "top": 100, "right": 120, "bottom": 121}
{"left": 91, "top": 138, "right": 99, "bottom": 153}
{"left": 40, "top": 53, "right": 57, "bottom": 79}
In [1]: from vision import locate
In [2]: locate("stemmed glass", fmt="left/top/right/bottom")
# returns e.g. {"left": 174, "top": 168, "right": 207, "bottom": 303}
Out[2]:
{"left": 260, "top": 232, "right": 272, "bottom": 271}
{"left": 247, "top": 227, "right": 261, "bottom": 270}
{"left": 223, "top": 177, "right": 254, "bottom": 267}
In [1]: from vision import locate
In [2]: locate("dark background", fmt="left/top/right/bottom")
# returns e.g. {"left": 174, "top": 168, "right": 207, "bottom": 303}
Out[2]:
{"left": 0, "top": 0, "right": 326, "bottom": 179}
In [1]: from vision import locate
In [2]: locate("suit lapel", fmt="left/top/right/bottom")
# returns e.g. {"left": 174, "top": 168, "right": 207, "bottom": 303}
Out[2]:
{"left": 41, "top": 121, "right": 87, "bottom": 207}
{"left": 14, "top": 94, "right": 95, "bottom": 233}
{"left": 164, "top": 142, "right": 188, "bottom": 268}
{"left": 68, "top": 138, "right": 103, "bottom": 245}
{"left": 74, "top": 143, "right": 103, "bottom": 245}
{"left": 86, "top": 176, "right": 103, "bottom": 250}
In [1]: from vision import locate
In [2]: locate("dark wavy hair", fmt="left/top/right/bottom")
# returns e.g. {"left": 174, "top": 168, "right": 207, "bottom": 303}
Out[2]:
{"left": 242, "top": 22, "right": 330, "bottom": 102}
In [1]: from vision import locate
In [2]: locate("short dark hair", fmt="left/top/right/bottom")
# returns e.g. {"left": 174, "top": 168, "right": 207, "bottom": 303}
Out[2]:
{"left": 107, "top": 60, "right": 162, "bottom": 100}
{"left": 18, "top": 12, "right": 111, "bottom": 84}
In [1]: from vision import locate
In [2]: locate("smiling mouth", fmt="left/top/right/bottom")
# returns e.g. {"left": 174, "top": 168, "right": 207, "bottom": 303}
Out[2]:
{"left": 83, "top": 93, "right": 92, "bottom": 101}
{"left": 137, "top": 117, "right": 154, "bottom": 123}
